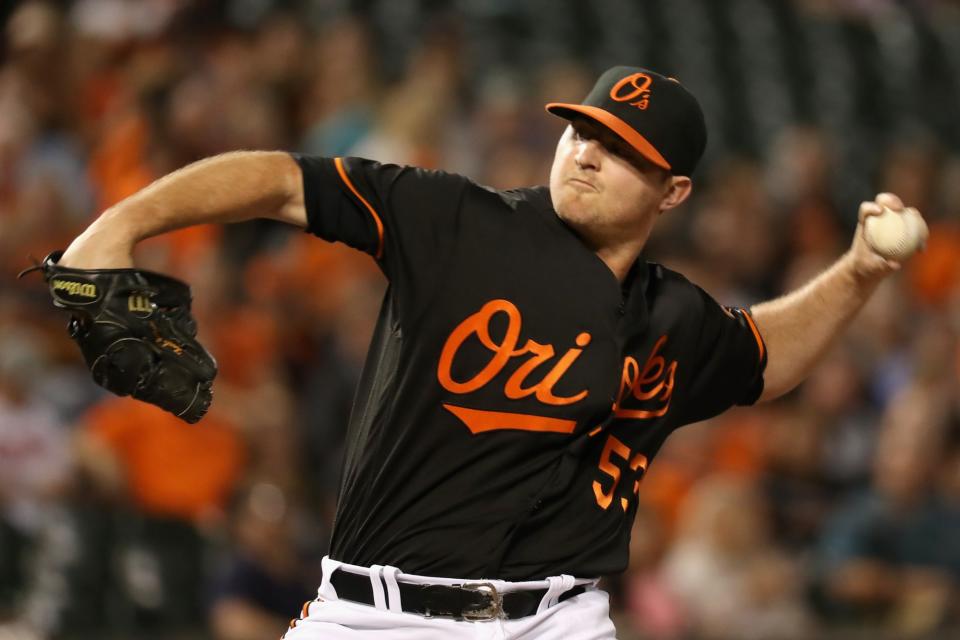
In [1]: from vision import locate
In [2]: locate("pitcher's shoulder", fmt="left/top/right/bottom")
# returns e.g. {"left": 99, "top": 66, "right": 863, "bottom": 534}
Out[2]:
{"left": 643, "top": 262, "right": 714, "bottom": 315}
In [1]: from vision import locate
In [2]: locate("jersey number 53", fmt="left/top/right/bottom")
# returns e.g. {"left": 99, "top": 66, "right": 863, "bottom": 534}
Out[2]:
{"left": 592, "top": 433, "right": 649, "bottom": 512}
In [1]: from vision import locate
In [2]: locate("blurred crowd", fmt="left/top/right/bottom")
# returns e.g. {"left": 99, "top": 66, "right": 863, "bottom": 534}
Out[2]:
{"left": 1, "top": 0, "right": 959, "bottom": 638}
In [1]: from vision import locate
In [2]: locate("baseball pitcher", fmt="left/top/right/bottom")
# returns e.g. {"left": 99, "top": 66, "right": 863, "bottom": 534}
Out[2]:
{"left": 28, "top": 66, "right": 922, "bottom": 639}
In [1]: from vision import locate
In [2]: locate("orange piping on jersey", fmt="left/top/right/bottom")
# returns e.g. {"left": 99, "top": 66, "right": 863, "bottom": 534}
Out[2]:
{"left": 286, "top": 599, "right": 313, "bottom": 633}
{"left": 443, "top": 404, "right": 577, "bottom": 435}
{"left": 334, "top": 157, "right": 384, "bottom": 260}
{"left": 740, "top": 308, "right": 766, "bottom": 364}
{"left": 588, "top": 426, "right": 602, "bottom": 437}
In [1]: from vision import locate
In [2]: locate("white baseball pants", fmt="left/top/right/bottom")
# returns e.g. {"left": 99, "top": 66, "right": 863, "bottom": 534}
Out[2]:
{"left": 282, "top": 556, "right": 618, "bottom": 640}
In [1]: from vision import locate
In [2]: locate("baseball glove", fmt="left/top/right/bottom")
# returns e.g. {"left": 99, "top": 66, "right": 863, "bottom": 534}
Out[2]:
{"left": 20, "top": 251, "right": 217, "bottom": 423}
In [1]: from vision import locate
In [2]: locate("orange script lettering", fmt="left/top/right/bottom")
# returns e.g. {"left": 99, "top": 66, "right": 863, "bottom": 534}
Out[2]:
{"left": 613, "top": 335, "right": 677, "bottom": 419}
{"left": 438, "top": 299, "right": 591, "bottom": 406}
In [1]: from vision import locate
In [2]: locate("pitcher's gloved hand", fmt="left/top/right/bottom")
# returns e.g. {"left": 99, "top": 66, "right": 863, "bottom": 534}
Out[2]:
{"left": 20, "top": 250, "right": 217, "bottom": 423}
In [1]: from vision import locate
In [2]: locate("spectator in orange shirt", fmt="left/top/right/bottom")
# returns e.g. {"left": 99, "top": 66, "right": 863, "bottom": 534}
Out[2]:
{"left": 75, "top": 397, "right": 245, "bottom": 633}
{"left": 77, "top": 397, "right": 244, "bottom": 522}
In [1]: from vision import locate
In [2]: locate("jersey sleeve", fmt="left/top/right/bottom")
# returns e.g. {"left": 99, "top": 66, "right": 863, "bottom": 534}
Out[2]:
{"left": 291, "top": 154, "right": 470, "bottom": 288}
{"left": 676, "top": 285, "right": 767, "bottom": 426}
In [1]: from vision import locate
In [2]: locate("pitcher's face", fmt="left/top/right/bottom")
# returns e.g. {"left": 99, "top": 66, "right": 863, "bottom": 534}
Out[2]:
{"left": 549, "top": 118, "right": 674, "bottom": 241}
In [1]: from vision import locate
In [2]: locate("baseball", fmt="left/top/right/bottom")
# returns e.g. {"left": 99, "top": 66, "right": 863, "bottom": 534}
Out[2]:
{"left": 863, "top": 206, "right": 928, "bottom": 261}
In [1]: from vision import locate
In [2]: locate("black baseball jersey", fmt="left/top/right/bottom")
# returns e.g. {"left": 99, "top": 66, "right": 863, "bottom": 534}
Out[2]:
{"left": 293, "top": 155, "right": 767, "bottom": 581}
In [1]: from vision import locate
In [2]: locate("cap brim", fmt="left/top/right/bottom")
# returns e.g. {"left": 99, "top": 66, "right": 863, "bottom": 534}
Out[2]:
{"left": 545, "top": 103, "right": 671, "bottom": 172}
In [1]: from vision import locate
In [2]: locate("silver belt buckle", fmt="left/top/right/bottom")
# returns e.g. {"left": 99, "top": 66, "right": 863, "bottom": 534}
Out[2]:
{"left": 460, "top": 582, "right": 503, "bottom": 621}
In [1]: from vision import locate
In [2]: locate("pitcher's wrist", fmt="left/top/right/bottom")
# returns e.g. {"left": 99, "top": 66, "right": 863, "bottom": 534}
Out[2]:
{"left": 60, "top": 221, "right": 137, "bottom": 269}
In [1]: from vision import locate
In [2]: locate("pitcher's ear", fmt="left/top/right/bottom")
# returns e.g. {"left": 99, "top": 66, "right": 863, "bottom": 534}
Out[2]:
{"left": 660, "top": 176, "right": 692, "bottom": 213}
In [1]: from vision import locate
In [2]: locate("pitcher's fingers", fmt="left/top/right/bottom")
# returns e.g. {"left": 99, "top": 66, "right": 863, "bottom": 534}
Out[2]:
{"left": 858, "top": 200, "right": 883, "bottom": 223}
{"left": 875, "top": 192, "right": 904, "bottom": 212}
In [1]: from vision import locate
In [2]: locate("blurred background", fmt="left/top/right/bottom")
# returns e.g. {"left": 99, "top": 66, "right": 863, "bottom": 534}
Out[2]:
{"left": 1, "top": 0, "right": 959, "bottom": 638}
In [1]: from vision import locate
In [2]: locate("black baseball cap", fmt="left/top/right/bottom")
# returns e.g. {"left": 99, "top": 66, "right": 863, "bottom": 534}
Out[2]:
{"left": 546, "top": 66, "right": 707, "bottom": 177}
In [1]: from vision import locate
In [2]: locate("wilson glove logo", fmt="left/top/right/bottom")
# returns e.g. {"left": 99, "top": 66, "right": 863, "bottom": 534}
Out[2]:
{"left": 51, "top": 278, "right": 99, "bottom": 304}
{"left": 127, "top": 295, "right": 155, "bottom": 318}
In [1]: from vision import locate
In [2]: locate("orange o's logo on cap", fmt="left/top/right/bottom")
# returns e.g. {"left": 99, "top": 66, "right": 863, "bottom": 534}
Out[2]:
{"left": 610, "top": 73, "right": 653, "bottom": 110}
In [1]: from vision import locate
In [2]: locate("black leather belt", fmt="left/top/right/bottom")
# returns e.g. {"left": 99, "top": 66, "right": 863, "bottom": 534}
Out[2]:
{"left": 329, "top": 569, "right": 587, "bottom": 621}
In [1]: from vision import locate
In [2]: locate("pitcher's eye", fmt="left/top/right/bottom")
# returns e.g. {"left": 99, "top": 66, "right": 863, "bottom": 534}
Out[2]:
{"left": 572, "top": 121, "right": 599, "bottom": 142}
